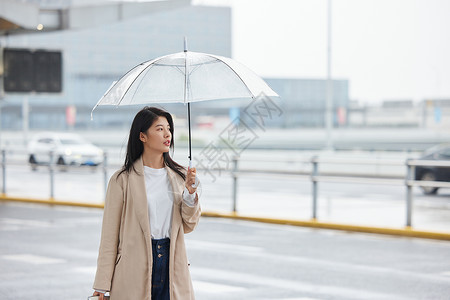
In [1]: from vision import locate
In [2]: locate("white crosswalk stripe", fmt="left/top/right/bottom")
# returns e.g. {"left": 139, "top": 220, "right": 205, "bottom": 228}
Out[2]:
{"left": 193, "top": 280, "right": 247, "bottom": 293}
{"left": 2, "top": 254, "right": 66, "bottom": 265}
{"left": 440, "top": 271, "right": 450, "bottom": 277}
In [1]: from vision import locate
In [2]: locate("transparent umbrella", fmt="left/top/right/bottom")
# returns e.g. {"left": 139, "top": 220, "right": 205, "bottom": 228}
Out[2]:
{"left": 91, "top": 39, "right": 279, "bottom": 167}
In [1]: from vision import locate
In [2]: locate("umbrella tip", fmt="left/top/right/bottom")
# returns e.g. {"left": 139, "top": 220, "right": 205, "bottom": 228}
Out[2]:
{"left": 90, "top": 106, "right": 97, "bottom": 121}
{"left": 184, "top": 36, "right": 188, "bottom": 52}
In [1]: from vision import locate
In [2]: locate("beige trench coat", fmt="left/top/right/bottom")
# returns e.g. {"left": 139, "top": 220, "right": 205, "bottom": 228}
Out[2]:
{"left": 93, "top": 157, "right": 201, "bottom": 300}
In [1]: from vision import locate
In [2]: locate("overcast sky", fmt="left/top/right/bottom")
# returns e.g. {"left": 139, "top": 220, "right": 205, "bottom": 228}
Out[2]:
{"left": 194, "top": 0, "right": 450, "bottom": 104}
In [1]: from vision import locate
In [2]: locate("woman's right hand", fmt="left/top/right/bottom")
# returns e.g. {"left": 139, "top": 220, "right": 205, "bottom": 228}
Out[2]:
{"left": 92, "top": 291, "right": 106, "bottom": 300}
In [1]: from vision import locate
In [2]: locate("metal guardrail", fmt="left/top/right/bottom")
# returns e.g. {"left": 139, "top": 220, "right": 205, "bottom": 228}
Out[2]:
{"left": 0, "top": 150, "right": 111, "bottom": 201}
{"left": 228, "top": 156, "right": 450, "bottom": 228}
{"left": 1, "top": 150, "right": 449, "bottom": 229}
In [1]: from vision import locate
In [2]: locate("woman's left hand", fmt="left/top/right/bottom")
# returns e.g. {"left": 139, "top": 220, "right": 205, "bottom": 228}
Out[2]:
{"left": 185, "top": 167, "right": 197, "bottom": 194}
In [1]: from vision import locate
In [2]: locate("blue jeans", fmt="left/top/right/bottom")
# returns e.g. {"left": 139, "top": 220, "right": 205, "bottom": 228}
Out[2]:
{"left": 151, "top": 238, "right": 170, "bottom": 300}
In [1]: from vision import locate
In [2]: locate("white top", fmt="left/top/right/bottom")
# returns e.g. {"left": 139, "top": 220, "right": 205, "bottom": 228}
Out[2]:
{"left": 143, "top": 166, "right": 196, "bottom": 239}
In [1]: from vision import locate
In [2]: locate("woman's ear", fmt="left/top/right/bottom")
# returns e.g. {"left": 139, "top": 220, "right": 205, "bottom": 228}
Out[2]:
{"left": 139, "top": 132, "right": 147, "bottom": 143}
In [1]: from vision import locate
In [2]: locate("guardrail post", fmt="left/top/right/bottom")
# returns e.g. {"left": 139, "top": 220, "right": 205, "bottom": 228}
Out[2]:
{"left": 49, "top": 151, "right": 55, "bottom": 200}
{"left": 103, "top": 151, "right": 108, "bottom": 194}
{"left": 232, "top": 155, "right": 239, "bottom": 213}
{"left": 2, "top": 149, "right": 6, "bottom": 195}
{"left": 311, "top": 155, "right": 319, "bottom": 220}
{"left": 405, "top": 159, "right": 414, "bottom": 227}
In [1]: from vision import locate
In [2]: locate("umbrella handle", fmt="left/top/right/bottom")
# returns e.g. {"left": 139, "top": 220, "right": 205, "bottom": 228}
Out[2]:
{"left": 189, "top": 160, "right": 200, "bottom": 188}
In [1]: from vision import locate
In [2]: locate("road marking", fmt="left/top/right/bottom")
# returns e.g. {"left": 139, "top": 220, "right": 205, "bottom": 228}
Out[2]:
{"left": 73, "top": 266, "right": 97, "bottom": 274}
{"left": 365, "top": 193, "right": 396, "bottom": 199}
{"left": 193, "top": 280, "right": 246, "bottom": 293}
{"left": 58, "top": 217, "right": 102, "bottom": 224}
{"left": 0, "top": 216, "right": 100, "bottom": 231}
{"left": 73, "top": 268, "right": 248, "bottom": 294}
{"left": 189, "top": 240, "right": 450, "bottom": 285}
{"left": 186, "top": 239, "right": 264, "bottom": 253}
{"left": 2, "top": 254, "right": 66, "bottom": 265}
{"left": 191, "top": 267, "right": 409, "bottom": 300}
{"left": 276, "top": 298, "right": 323, "bottom": 300}
{"left": 0, "top": 218, "right": 52, "bottom": 228}
{"left": 262, "top": 298, "right": 323, "bottom": 300}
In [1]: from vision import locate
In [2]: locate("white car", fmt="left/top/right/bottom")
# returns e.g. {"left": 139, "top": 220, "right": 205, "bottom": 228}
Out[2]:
{"left": 28, "top": 132, "right": 104, "bottom": 170}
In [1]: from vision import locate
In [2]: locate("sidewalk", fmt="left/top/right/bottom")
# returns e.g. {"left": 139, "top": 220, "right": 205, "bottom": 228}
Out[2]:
{"left": 2, "top": 163, "right": 450, "bottom": 236}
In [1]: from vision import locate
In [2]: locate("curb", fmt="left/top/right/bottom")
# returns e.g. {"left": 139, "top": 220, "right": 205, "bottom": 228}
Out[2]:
{"left": 201, "top": 211, "right": 450, "bottom": 241}
{"left": 0, "top": 195, "right": 105, "bottom": 209}
{"left": 2, "top": 195, "right": 450, "bottom": 241}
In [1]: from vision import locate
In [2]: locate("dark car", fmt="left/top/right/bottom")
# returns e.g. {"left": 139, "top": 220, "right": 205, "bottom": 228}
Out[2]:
{"left": 415, "top": 144, "right": 450, "bottom": 194}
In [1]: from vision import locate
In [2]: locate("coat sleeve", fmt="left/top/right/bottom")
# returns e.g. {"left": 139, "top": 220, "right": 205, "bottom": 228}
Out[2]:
{"left": 93, "top": 171, "right": 124, "bottom": 291}
{"left": 181, "top": 191, "right": 201, "bottom": 234}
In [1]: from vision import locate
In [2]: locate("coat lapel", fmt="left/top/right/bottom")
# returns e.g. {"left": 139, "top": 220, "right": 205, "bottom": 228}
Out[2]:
{"left": 166, "top": 166, "right": 183, "bottom": 206}
{"left": 129, "top": 157, "right": 151, "bottom": 239}
{"left": 166, "top": 165, "right": 184, "bottom": 300}
{"left": 166, "top": 166, "right": 184, "bottom": 237}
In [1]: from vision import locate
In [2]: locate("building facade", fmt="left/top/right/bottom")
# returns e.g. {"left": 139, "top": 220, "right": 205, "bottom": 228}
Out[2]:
{"left": 263, "top": 78, "right": 349, "bottom": 128}
{"left": 1, "top": 3, "right": 232, "bottom": 130}
{"left": 1, "top": 1, "right": 355, "bottom": 130}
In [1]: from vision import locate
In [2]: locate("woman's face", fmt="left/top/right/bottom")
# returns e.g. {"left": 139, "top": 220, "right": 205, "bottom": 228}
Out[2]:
{"left": 140, "top": 116, "right": 172, "bottom": 154}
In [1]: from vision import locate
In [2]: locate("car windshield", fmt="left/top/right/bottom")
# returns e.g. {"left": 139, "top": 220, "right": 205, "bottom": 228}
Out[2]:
{"left": 60, "top": 139, "right": 85, "bottom": 145}
{"left": 423, "top": 144, "right": 449, "bottom": 156}
{"left": 440, "top": 147, "right": 450, "bottom": 157}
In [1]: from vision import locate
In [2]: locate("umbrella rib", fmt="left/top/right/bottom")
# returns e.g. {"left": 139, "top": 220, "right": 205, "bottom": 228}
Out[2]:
{"left": 100, "top": 51, "right": 264, "bottom": 108}
{"left": 117, "top": 56, "right": 204, "bottom": 105}
{"left": 114, "top": 55, "right": 173, "bottom": 107}
{"left": 127, "top": 65, "right": 155, "bottom": 102}
{"left": 115, "top": 66, "right": 150, "bottom": 107}
{"left": 152, "top": 59, "right": 219, "bottom": 68}
{"left": 203, "top": 54, "right": 256, "bottom": 99}
{"left": 186, "top": 64, "right": 202, "bottom": 101}
{"left": 189, "top": 64, "right": 201, "bottom": 76}
{"left": 175, "top": 66, "right": 185, "bottom": 75}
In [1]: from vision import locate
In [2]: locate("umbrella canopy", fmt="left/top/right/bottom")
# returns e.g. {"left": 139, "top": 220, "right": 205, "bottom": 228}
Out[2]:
{"left": 92, "top": 51, "right": 278, "bottom": 110}
{"left": 91, "top": 45, "right": 279, "bottom": 178}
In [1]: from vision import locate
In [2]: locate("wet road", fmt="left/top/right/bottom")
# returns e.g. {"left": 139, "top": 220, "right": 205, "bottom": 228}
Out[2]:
{"left": 1, "top": 202, "right": 450, "bottom": 300}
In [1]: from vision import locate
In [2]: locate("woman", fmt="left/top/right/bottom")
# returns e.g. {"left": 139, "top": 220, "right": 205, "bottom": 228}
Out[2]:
{"left": 92, "top": 106, "right": 201, "bottom": 300}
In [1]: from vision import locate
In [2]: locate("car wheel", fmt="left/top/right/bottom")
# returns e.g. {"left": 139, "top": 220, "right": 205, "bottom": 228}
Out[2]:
{"left": 57, "top": 156, "right": 68, "bottom": 172}
{"left": 29, "top": 155, "right": 38, "bottom": 171}
{"left": 420, "top": 172, "right": 439, "bottom": 195}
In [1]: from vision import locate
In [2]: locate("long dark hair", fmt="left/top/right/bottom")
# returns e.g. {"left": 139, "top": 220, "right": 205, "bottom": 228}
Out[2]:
{"left": 118, "top": 106, "right": 186, "bottom": 180}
